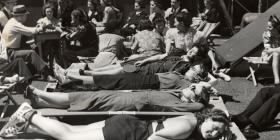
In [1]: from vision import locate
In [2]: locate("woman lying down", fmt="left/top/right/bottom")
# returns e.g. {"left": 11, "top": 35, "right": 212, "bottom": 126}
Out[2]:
{"left": 0, "top": 103, "right": 232, "bottom": 140}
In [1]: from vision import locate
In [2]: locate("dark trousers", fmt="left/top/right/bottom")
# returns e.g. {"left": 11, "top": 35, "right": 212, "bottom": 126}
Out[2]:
{"left": 239, "top": 86, "right": 280, "bottom": 128}
{"left": 0, "top": 58, "right": 32, "bottom": 80}
{"left": 7, "top": 48, "right": 48, "bottom": 74}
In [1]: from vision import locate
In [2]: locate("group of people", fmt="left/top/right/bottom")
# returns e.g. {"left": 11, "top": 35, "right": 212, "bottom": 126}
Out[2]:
{"left": 0, "top": 0, "right": 280, "bottom": 139}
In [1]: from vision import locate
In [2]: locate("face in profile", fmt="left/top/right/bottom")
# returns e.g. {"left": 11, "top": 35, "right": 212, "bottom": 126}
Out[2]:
{"left": 174, "top": 18, "right": 185, "bottom": 32}
{"left": 200, "top": 118, "right": 226, "bottom": 139}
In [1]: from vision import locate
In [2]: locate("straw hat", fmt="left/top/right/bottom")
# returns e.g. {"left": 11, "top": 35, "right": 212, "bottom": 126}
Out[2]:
{"left": 11, "top": 5, "right": 29, "bottom": 16}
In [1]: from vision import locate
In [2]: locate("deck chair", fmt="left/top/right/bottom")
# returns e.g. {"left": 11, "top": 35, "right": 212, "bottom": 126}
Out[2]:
{"left": 202, "top": 22, "right": 221, "bottom": 46}
{"left": 243, "top": 56, "right": 270, "bottom": 86}
{"left": 0, "top": 82, "right": 20, "bottom": 118}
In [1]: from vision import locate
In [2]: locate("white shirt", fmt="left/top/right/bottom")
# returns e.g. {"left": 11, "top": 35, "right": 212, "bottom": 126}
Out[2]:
{"left": 0, "top": 18, "right": 37, "bottom": 59}
{"left": 0, "top": 7, "right": 12, "bottom": 29}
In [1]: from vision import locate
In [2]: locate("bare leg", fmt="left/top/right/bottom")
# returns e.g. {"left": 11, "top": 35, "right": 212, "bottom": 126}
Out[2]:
{"left": 30, "top": 87, "right": 70, "bottom": 108}
{"left": 30, "top": 114, "right": 105, "bottom": 140}
{"left": 84, "top": 66, "right": 124, "bottom": 76}
{"left": 90, "top": 63, "right": 122, "bottom": 72}
{"left": 67, "top": 74, "right": 94, "bottom": 85}
{"left": 272, "top": 52, "right": 280, "bottom": 84}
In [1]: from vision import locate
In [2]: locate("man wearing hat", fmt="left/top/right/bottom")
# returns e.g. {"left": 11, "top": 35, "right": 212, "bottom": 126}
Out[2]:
{"left": 1, "top": 5, "right": 54, "bottom": 80}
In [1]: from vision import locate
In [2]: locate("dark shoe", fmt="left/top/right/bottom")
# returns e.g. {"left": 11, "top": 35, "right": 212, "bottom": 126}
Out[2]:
{"left": 242, "top": 125, "right": 260, "bottom": 139}
{"left": 24, "top": 86, "right": 34, "bottom": 99}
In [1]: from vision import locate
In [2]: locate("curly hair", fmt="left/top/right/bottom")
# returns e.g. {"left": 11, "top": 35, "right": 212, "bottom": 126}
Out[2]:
{"left": 195, "top": 109, "right": 230, "bottom": 139}
{"left": 175, "top": 11, "right": 193, "bottom": 28}
{"left": 42, "top": 2, "right": 57, "bottom": 18}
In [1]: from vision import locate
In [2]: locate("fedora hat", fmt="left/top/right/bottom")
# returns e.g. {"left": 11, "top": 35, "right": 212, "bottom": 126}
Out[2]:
{"left": 11, "top": 5, "right": 29, "bottom": 16}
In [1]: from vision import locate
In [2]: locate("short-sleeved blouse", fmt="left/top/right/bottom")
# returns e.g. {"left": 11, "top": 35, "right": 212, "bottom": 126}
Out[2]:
{"left": 166, "top": 28, "right": 204, "bottom": 53}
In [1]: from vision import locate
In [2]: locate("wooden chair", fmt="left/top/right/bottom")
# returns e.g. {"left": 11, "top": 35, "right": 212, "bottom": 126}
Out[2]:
{"left": 243, "top": 56, "right": 270, "bottom": 86}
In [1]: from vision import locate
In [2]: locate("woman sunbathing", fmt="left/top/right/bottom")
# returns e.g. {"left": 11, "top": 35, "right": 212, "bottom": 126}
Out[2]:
{"left": 25, "top": 82, "right": 215, "bottom": 112}
{"left": 0, "top": 103, "right": 231, "bottom": 140}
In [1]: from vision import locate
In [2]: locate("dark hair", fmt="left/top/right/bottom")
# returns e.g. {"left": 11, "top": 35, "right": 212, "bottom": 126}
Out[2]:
{"left": 176, "top": 11, "right": 192, "bottom": 27}
{"left": 71, "top": 9, "right": 88, "bottom": 24}
{"left": 195, "top": 109, "right": 230, "bottom": 139}
{"left": 88, "top": 0, "right": 100, "bottom": 4}
{"left": 102, "top": 0, "right": 113, "bottom": 6}
{"left": 42, "top": 2, "right": 57, "bottom": 18}
{"left": 151, "top": 0, "right": 163, "bottom": 9}
{"left": 135, "top": 0, "right": 146, "bottom": 9}
{"left": 137, "top": 18, "right": 154, "bottom": 31}
{"left": 268, "top": 15, "right": 280, "bottom": 28}
{"left": 191, "top": 43, "right": 208, "bottom": 62}
{"left": 152, "top": 12, "right": 165, "bottom": 25}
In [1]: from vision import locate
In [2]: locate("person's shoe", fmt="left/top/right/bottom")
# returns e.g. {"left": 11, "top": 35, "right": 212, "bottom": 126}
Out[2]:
{"left": 53, "top": 63, "right": 69, "bottom": 84}
{"left": 0, "top": 103, "right": 33, "bottom": 137}
{"left": 242, "top": 124, "right": 260, "bottom": 139}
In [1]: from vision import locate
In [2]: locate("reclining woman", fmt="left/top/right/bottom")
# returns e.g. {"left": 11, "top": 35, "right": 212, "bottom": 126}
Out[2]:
{"left": 25, "top": 82, "right": 214, "bottom": 112}
{"left": 55, "top": 61, "right": 217, "bottom": 91}
{"left": 0, "top": 103, "right": 231, "bottom": 140}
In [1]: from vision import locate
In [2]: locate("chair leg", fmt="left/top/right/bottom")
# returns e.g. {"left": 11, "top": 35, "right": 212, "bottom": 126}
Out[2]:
{"left": 1, "top": 99, "right": 10, "bottom": 118}
{"left": 249, "top": 65, "right": 258, "bottom": 86}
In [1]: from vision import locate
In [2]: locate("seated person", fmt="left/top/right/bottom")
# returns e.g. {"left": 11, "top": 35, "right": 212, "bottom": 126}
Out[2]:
{"left": 92, "top": 0, "right": 122, "bottom": 34}
{"left": 121, "top": 0, "right": 148, "bottom": 37}
{"left": 37, "top": 2, "right": 62, "bottom": 69}
{"left": 2, "top": 5, "right": 54, "bottom": 81}
{"left": 61, "top": 9, "right": 99, "bottom": 68}
{"left": 87, "top": 0, "right": 103, "bottom": 23}
{"left": 152, "top": 13, "right": 168, "bottom": 37}
{"left": 0, "top": 58, "right": 32, "bottom": 81}
{"left": 128, "top": 18, "right": 165, "bottom": 61}
{"left": 262, "top": 15, "right": 280, "bottom": 84}
{"left": 165, "top": 0, "right": 188, "bottom": 28}
{"left": 87, "top": 27, "right": 126, "bottom": 69}
{"left": 149, "top": 0, "right": 165, "bottom": 22}
{"left": 137, "top": 12, "right": 204, "bottom": 63}
{"left": 26, "top": 82, "right": 213, "bottom": 112}
{"left": 0, "top": 104, "right": 230, "bottom": 140}
{"left": 232, "top": 85, "right": 280, "bottom": 139}
{"left": 192, "top": 0, "right": 221, "bottom": 31}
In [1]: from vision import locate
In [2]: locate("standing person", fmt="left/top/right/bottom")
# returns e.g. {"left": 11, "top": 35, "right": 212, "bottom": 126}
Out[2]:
{"left": 0, "top": 0, "right": 17, "bottom": 32}
{"left": 61, "top": 9, "right": 99, "bottom": 68}
{"left": 121, "top": 0, "right": 148, "bottom": 37}
{"left": 165, "top": 0, "right": 188, "bottom": 28}
{"left": 0, "top": 104, "right": 230, "bottom": 140}
{"left": 92, "top": 0, "right": 122, "bottom": 34}
{"left": 1, "top": 5, "right": 54, "bottom": 80}
{"left": 37, "top": 2, "right": 62, "bottom": 70}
